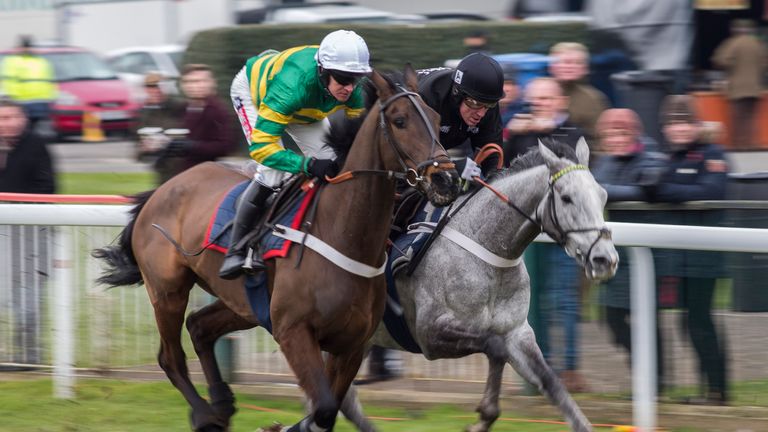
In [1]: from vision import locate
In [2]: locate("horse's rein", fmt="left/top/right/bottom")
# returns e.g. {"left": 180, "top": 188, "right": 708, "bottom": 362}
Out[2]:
{"left": 472, "top": 150, "right": 610, "bottom": 258}
{"left": 325, "top": 87, "right": 454, "bottom": 187}
{"left": 471, "top": 144, "right": 542, "bottom": 230}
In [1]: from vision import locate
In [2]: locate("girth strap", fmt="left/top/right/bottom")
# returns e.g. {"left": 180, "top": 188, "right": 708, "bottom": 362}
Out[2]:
{"left": 407, "top": 222, "right": 522, "bottom": 268}
{"left": 271, "top": 224, "right": 387, "bottom": 278}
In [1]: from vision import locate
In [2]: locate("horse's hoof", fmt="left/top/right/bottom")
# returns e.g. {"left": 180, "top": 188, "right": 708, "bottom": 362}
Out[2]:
{"left": 212, "top": 401, "right": 236, "bottom": 424}
{"left": 255, "top": 422, "right": 285, "bottom": 432}
{"left": 465, "top": 423, "right": 489, "bottom": 432}
{"left": 197, "top": 426, "right": 227, "bottom": 432}
{"left": 190, "top": 410, "right": 227, "bottom": 432}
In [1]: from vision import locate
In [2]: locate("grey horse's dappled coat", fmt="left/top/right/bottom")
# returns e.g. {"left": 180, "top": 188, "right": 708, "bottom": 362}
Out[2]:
{"left": 341, "top": 140, "right": 618, "bottom": 432}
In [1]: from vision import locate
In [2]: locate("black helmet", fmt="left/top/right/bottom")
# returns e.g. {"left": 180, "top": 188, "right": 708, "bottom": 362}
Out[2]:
{"left": 452, "top": 53, "right": 504, "bottom": 103}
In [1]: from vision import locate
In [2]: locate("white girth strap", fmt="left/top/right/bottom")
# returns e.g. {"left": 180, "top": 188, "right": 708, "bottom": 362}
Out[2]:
{"left": 408, "top": 222, "right": 522, "bottom": 268}
{"left": 271, "top": 224, "right": 387, "bottom": 278}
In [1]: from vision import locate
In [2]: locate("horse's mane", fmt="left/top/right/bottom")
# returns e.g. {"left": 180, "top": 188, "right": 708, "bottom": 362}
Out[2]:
{"left": 505, "top": 140, "right": 579, "bottom": 175}
{"left": 323, "top": 73, "right": 403, "bottom": 165}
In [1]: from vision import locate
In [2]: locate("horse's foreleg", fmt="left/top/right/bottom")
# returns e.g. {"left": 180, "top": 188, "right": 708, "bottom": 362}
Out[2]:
{"left": 278, "top": 325, "right": 337, "bottom": 432}
{"left": 466, "top": 355, "right": 505, "bottom": 432}
{"left": 505, "top": 323, "right": 592, "bottom": 432}
{"left": 323, "top": 347, "right": 370, "bottom": 432}
{"left": 187, "top": 300, "right": 257, "bottom": 426}
{"left": 150, "top": 287, "right": 223, "bottom": 432}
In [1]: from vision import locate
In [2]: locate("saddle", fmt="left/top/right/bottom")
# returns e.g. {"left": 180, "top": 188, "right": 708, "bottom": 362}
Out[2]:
{"left": 239, "top": 174, "right": 318, "bottom": 254}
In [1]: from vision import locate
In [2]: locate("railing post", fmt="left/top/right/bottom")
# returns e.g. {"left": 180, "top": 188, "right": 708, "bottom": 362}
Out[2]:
{"left": 53, "top": 226, "right": 75, "bottom": 399}
{"left": 629, "top": 246, "right": 656, "bottom": 431}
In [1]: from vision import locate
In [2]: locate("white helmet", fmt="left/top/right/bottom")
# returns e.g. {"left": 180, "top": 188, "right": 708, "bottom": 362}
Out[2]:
{"left": 316, "top": 30, "right": 372, "bottom": 74}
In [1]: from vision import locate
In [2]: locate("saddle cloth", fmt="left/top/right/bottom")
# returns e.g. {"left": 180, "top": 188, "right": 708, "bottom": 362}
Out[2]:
{"left": 202, "top": 180, "right": 319, "bottom": 334}
{"left": 383, "top": 201, "right": 446, "bottom": 353}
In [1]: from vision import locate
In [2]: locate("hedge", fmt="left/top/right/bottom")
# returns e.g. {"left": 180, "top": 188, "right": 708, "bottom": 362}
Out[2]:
{"left": 184, "top": 22, "right": 589, "bottom": 97}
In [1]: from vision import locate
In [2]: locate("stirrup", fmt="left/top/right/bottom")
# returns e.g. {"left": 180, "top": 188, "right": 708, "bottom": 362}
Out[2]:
{"left": 241, "top": 248, "right": 266, "bottom": 275}
{"left": 243, "top": 248, "right": 255, "bottom": 270}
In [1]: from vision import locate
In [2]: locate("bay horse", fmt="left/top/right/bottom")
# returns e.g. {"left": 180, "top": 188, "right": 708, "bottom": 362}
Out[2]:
{"left": 92, "top": 66, "right": 459, "bottom": 432}
{"left": 341, "top": 140, "right": 618, "bottom": 432}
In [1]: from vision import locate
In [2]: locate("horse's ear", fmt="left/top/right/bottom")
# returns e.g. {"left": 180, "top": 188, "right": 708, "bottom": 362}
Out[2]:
{"left": 538, "top": 140, "right": 558, "bottom": 167}
{"left": 370, "top": 70, "right": 393, "bottom": 101}
{"left": 403, "top": 63, "right": 418, "bottom": 93}
{"left": 575, "top": 136, "right": 590, "bottom": 166}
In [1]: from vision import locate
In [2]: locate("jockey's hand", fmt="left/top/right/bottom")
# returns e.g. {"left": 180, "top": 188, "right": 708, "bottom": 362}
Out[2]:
{"left": 306, "top": 157, "right": 340, "bottom": 180}
{"left": 460, "top": 157, "right": 482, "bottom": 181}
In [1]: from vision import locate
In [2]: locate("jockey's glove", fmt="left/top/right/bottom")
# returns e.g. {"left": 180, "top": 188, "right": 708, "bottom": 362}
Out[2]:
{"left": 305, "top": 157, "right": 340, "bottom": 180}
{"left": 460, "top": 157, "right": 483, "bottom": 181}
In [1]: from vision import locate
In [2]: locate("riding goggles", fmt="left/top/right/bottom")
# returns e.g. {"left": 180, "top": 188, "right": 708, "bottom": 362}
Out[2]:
{"left": 463, "top": 96, "right": 497, "bottom": 110}
{"left": 329, "top": 70, "right": 364, "bottom": 87}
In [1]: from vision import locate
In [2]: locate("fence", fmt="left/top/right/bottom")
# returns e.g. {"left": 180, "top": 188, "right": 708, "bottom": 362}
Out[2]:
{"left": 0, "top": 203, "right": 505, "bottom": 387}
{"left": 4, "top": 201, "right": 768, "bottom": 430}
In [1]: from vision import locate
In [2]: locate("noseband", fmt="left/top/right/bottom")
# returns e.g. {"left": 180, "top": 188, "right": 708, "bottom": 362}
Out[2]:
{"left": 377, "top": 86, "right": 453, "bottom": 186}
{"left": 540, "top": 164, "right": 612, "bottom": 263}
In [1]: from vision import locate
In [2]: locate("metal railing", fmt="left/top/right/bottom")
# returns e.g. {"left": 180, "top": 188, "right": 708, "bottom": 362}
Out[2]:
{"left": 5, "top": 202, "right": 768, "bottom": 431}
{"left": 0, "top": 204, "right": 509, "bottom": 392}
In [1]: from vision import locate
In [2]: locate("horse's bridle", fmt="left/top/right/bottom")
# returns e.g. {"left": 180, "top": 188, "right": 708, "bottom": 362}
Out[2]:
{"left": 475, "top": 163, "right": 611, "bottom": 264}
{"left": 327, "top": 86, "right": 454, "bottom": 187}
{"left": 538, "top": 164, "right": 612, "bottom": 263}
{"left": 377, "top": 86, "right": 453, "bottom": 186}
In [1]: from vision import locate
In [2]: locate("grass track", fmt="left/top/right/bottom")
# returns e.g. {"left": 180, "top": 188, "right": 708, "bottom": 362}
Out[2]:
{"left": 0, "top": 378, "right": 625, "bottom": 432}
{"left": 58, "top": 172, "right": 156, "bottom": 196}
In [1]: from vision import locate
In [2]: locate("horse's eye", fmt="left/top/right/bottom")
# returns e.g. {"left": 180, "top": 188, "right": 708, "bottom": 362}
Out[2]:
{"left": 393, "top": 117, "right": 406, "bottom": 129}
{"left": 561, "top": 194, "right": 573, "bottom": 204}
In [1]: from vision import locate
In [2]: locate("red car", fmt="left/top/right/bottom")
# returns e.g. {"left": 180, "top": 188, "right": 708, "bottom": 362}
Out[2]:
{"left": 0, "top": 46, "right": 140, "bottom": 138}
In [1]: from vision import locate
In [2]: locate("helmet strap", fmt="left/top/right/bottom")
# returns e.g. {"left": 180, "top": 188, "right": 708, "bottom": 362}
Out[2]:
{"left": 318, "top": 66, "right": 332, "bottom": 96}
{"left": 451, "top": 85, "right": 465, "bottom": 103}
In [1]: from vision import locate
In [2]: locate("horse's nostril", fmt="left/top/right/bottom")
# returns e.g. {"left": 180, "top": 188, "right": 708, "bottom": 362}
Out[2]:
{"left": 592, "top": 256, "right": 609, "bottom": 268}
{"left": 429, "top": 171, "right": 458, "bottom": 191}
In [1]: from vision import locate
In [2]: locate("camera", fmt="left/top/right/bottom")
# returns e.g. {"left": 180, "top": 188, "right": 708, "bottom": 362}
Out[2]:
{"left": 518, "top": 101, "right": 532, "bottom": 115}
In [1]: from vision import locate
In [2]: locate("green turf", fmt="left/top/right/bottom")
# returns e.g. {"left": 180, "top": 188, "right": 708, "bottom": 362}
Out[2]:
{"left": 58, "top": 172, "right": 156, "bottom": 196}
{"left": 0, "top": 378, "right": 615, "bottom": 432}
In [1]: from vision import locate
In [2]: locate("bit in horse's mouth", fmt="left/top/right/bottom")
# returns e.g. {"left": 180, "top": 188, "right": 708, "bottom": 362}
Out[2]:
{"left": 426, "top": 187, "right": 457, "bottom": 207}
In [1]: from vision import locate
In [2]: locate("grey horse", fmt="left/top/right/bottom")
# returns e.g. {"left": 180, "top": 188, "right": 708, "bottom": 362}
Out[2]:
{"left": 341, "top": 140, "right": 619, "bottom": 432}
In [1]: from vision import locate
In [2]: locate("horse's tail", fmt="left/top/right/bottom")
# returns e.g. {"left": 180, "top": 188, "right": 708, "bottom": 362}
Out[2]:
{"left": 91, "top": 190, "right": 155, "bottom": 287}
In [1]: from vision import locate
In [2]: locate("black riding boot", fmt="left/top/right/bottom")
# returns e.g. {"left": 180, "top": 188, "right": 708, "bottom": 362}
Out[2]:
{"left": 218, "top": 181, "right": 273, "bottom": 280}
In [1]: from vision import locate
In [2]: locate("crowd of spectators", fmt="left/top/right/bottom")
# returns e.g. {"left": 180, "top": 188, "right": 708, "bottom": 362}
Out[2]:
{"left": 369, "top": 29, "right": 746, "bottom": 404}
{"left": 493, "top": 39, "right": 735, "bottom": 403}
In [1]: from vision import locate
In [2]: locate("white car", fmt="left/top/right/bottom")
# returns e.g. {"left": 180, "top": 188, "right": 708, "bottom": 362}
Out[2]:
{"left": 106, "top": 45, "right": 185, "bottom": 101}
{"left": 238, "top": 2, "right": 424, "bottom": 24}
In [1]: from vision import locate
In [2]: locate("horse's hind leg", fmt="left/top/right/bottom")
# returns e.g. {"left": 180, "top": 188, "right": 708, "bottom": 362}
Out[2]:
{"left": 148, "top": 281, "right": 223, "bottom": 432}
{"left": 278, "top": 325, "right": 337, "bottom": 432}
{"left": 505, "top": 323, "right": 592, "bottom": 432}
{"left": 186, "top": 300, "right": 256, "bottom": 426}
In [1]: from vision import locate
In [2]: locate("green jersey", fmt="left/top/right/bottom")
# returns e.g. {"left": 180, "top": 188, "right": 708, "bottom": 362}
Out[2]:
{"left": 245, "top": 45, "right": 365, "bottom": 173}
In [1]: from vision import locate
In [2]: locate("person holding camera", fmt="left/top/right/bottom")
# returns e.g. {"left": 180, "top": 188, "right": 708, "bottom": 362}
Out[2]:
{"left": 134, "top": 72, "right": 185, "bottom": 165}
{"left": 502, "top": 76, "right": 588, "bottom": 391}
{"left": 502, "top": 77, "right": 582, "bottom": 165}
{"left": 143, "top": 65, "right": 235, "bottom": 185}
